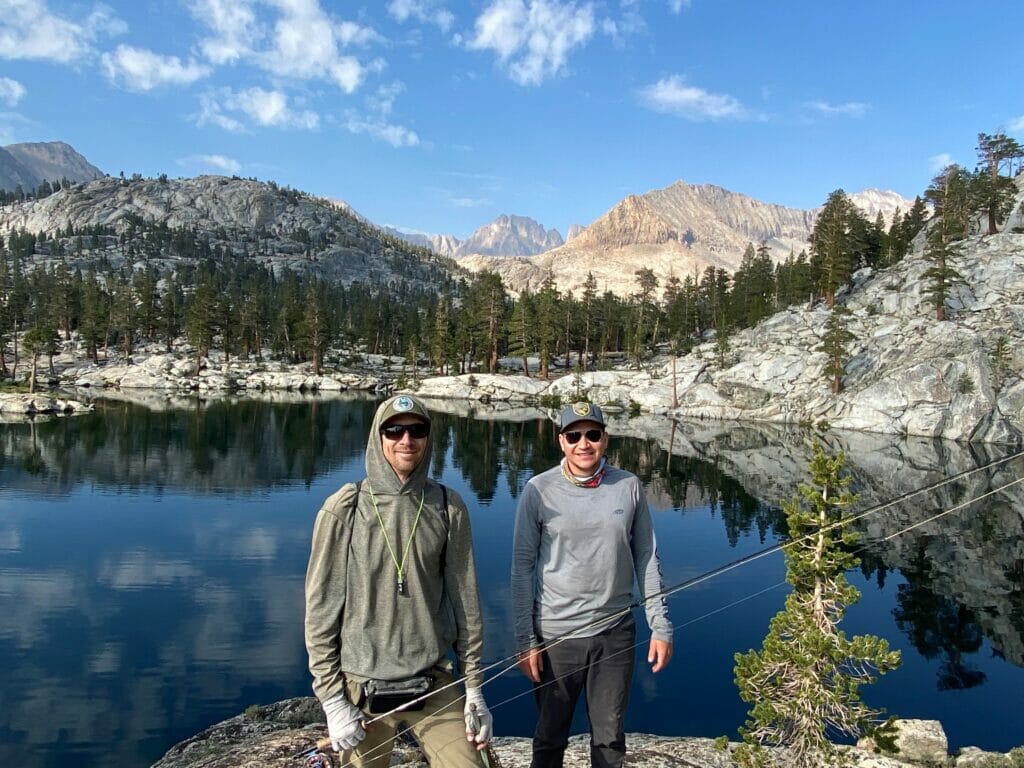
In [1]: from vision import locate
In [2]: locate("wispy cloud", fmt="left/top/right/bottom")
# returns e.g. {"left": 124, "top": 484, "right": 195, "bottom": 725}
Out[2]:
{"left": 469, "top": 0, "right": 596, "bottom": 86}
{"left": 668, "top": 0, "right": 690, "bottom": 12}
{"left": 0, "top": 77, "right": 26, "bottom": 107}
{"left": 447, "top": 193, "right": 492, "bottom": 207}
{"left": 179, "top": 153, "right": 242, "bottom": 173}
{"left": 601, "top": 0, "right": 645, "bottom": 47}
{"left": 387, "top": 0, "right": 455, "bottom": 32}
{"left": 196, "top": 87, "right": 319, "bottom": 131}
{"left": 0, "top": 0, "right": 125, "bottom": 63}
{"left": 804, "top": 100, "right": 869, "bottom": 118}
{"left": 344, "top": 81, "right": 420, "bottom": 148}
{"left": 346, "top": 116, "right": 420, "bottom": 147}
{"left": 1008, "top": 115, "right": 1024, "bottom": 133}
{"left": 101, "top": 45, "right": 210, "bottom": 91}
{"left": 638, "top": 75, "right": 750, "bottom": 120}
{"left": 929, "top": 153, "right": 954, "bottom": 172}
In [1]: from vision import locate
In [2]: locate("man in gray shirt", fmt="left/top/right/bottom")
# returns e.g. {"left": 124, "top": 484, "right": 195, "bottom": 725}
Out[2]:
{"left": 511, "top": 402, "right": 673, "bottom": 768}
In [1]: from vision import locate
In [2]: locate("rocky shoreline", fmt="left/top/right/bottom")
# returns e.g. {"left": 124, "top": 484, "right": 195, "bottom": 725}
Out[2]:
{"left": 151, "top": 697, "right": 1023, "bottom": 768}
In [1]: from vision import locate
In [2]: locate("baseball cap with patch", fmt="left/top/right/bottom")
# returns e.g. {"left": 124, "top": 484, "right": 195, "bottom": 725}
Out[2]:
{"left": 559, "top": 401, "right": 606, "bottom": 433}
{"left": 377, "top": 395, "right": 431, "bottom": 426}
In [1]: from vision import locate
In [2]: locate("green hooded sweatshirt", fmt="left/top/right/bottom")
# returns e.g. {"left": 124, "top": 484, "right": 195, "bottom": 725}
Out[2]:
{"left": 304, "top": 397, "right": 485, "bottom": 703}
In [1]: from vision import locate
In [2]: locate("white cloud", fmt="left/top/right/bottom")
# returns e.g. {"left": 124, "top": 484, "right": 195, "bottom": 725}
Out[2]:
{"left": 231, "top": 86, "right": 319, "bottom": 128}
{"left": 469, "top": 0, "right": 596, "bottom": 86}
{"left": 387, "top": 0, "right": 455, "bottom": 31}
{"left": 186, "top": 0, "right": 377, "bottom": 93}
{"left": 256, "top": 0, "right": 376, "bottom": 93}
{"left": 0, "top": 77, "right": 26, "bottom": 107}
{"left": 195, "top": 87, "right": 319, "bottom": 130}
{"left": 805, "top": 100, "right": 869, "bottom": 118}
{"left": 638, "top": 75, "right": 749, "bottom": 120}
{"left": 929, "top": 153, "right": 954, "bottom": 172}
{"left": 668, "top": 0, "right": 690, "bottom": 12}
{"left": 101, "top": 45, "right": 210, "bottom": 91}
{"left": 199, "top": 154, "right": 242, "bottom": 173}
{"left": 0, "top": 0, "right": 126, "bottom": 62}
{"left": 189, "top": 0, "right": 261, "bottom": 65}
{"left": 180, "top": 153, "right": 242, "bottom": 173}
{"left": 346, "top": 116, "right": 420, "bottom": 147}
{"left": 1008, "top": 115, "right": 1024, "bottom": 133}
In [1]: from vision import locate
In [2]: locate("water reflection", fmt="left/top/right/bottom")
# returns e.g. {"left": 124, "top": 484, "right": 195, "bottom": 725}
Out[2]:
{"left": 0, "top": 395, "right": 1021, "bottom": 768}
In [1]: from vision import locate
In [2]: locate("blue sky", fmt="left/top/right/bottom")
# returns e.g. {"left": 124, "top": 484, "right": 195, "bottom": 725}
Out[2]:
{"left": 1, "top": 0, "right": 1022, "bottom": 239}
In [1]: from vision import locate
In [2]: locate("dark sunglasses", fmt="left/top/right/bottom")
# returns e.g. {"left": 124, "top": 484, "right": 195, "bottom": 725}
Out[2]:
{"left": 380, "top": 423, "right": 430, "bottom": 440}
{"left": 562, "top": 428, "right": 605, "bottom": 445}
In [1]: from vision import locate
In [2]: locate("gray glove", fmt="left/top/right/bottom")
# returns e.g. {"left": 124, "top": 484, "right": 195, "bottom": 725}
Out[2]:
{"left": 322, "top": 693, "right": 366, "bottom": 752}
{"left": 463, "top": 686, "right": 493, "bottom": 746}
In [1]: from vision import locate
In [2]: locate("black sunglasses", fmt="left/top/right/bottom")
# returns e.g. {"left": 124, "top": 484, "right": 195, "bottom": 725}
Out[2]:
{"left": 562, "top": 428, "right": 605, "bottom": 445}
{"left": 381, "top": 423, "right": 430, "bottom": 440}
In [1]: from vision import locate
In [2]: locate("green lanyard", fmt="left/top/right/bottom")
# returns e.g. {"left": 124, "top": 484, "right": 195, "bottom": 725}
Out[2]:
{"left": 367, "top": 484, "right": 424, "bottom": 596}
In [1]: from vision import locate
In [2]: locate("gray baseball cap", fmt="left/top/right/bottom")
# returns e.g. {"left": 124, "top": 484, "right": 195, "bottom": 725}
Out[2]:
{"left": 558, "top": 401, "right": 606, "bottom": 432}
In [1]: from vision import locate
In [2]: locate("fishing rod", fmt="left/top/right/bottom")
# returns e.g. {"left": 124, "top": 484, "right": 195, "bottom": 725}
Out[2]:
{"left": 294, "top": 449, "right": 1024, "bottom": 767}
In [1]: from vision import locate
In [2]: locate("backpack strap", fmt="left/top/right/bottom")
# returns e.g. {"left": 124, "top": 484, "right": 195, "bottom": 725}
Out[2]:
{"left": 439, "top": 483, "right": 449, "bottom": 573}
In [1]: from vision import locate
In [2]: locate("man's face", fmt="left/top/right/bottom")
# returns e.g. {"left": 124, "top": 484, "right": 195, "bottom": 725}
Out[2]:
{"left": 557, "top": 420, "right": 608, "bottom": 477}
{"left": 380, "top": 415, "right": 429, "bottom": 481}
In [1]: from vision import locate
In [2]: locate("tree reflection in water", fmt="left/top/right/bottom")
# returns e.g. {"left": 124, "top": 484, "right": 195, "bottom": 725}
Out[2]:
{"left": 894, "top": 547, "right": 987, "bottom": 691}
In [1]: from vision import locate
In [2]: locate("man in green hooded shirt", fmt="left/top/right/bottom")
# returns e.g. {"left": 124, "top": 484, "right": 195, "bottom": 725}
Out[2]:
{"left": 305, "top": 395, "right": 493, "bottom": 767}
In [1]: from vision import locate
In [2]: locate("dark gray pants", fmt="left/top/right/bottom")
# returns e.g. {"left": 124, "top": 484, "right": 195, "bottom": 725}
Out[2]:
{"left": 531, "top": 615, "right": 636, "bottom": 768}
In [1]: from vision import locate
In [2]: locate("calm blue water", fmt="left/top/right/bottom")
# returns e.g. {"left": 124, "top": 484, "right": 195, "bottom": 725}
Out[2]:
{"left": 1, "top": 397, "right": 1022, "bottom": 768}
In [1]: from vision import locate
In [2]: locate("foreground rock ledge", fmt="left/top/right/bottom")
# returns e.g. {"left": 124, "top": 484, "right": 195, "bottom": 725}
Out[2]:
{"left": 151, "top": 698, "right": 1022, "bottom": 768}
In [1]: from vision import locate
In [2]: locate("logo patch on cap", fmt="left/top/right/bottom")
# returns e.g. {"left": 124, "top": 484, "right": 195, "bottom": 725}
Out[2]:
{"left": 572, "top": 402, "right": 592, "bottom": 416}
{"left": 393, "top": 396, "right": 415, "bottom": 412}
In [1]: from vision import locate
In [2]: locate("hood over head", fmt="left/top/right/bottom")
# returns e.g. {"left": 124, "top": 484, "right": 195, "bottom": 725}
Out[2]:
{"left": 365, "top": 395, "right": 433, "bottom": 495}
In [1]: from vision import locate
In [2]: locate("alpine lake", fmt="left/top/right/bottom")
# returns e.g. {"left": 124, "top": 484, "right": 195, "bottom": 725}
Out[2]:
{"left": 1, "top": 393, "right": 1023, "bottom": 768}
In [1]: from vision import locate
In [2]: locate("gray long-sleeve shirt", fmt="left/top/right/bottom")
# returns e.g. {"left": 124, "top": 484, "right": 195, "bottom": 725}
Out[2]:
{"left": 511, "top": 463, "right": 672, "bottom": 651}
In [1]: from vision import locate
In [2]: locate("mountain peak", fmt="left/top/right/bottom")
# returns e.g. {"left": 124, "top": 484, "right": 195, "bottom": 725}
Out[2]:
{"left": 0, "top": 140, "right": 103, "bottom": 192}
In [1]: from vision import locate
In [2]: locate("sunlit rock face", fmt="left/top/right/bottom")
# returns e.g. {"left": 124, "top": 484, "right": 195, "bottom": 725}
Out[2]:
{"left": 458, "top": 180, "right": 914, "bottom": 298}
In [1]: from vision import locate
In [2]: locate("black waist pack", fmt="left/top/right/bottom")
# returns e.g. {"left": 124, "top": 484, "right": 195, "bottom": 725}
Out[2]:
{"left": 362, "top": 674, "right": 434, "bottom": 714}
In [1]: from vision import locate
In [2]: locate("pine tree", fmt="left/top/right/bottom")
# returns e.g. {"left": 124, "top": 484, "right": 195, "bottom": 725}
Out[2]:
{"left": 579, "top": 271, "right": 599, "bottom": 369}
{"left": 79, "top": 269, "right": 108, "bottom": 363}
{"left": 533, "top": 271, "right": 560, "bottom": 379}
{"left": 810, "top": 190, "right": 860, "bottom": 307}
{"left": 817, "top": 305, "right": 857, "bottom": 394}
{"left": 923, "top": 166, "right": 968, "bottom": 321}
{"left": 631, "top": 267, "right": 659, "bottom": 367}
{"left": 300, "top": 279, "right": 332, "bottom": 376}
{"left": 506, "top": 290, "right": 534, "bottom": 377}
{"left": 975, "top": 132, "right": 1024, "bottom": 235}
{"left": 733, "top": 446, "right": 901, "bottom": 768}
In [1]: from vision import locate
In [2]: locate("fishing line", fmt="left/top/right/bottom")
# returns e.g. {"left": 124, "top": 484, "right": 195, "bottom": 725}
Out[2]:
{"left": 312, "top": 448, "right": 1024, "bottom": 766}
{"left": 465, "top": 470, "right": 1024, "bottom": 734}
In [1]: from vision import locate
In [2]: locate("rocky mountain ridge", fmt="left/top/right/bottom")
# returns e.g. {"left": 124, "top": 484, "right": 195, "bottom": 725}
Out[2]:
{"left": 0, "top": 174, "right": 457, "bottom": 289}
{"left": 461, "top": 181, "right": 916, "bottom": 297}
{"left": 387, "top": 213, "right": 563, "bottom": 259}
{"left": 0, "top": 140, "right": 103, "bottom": 191}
